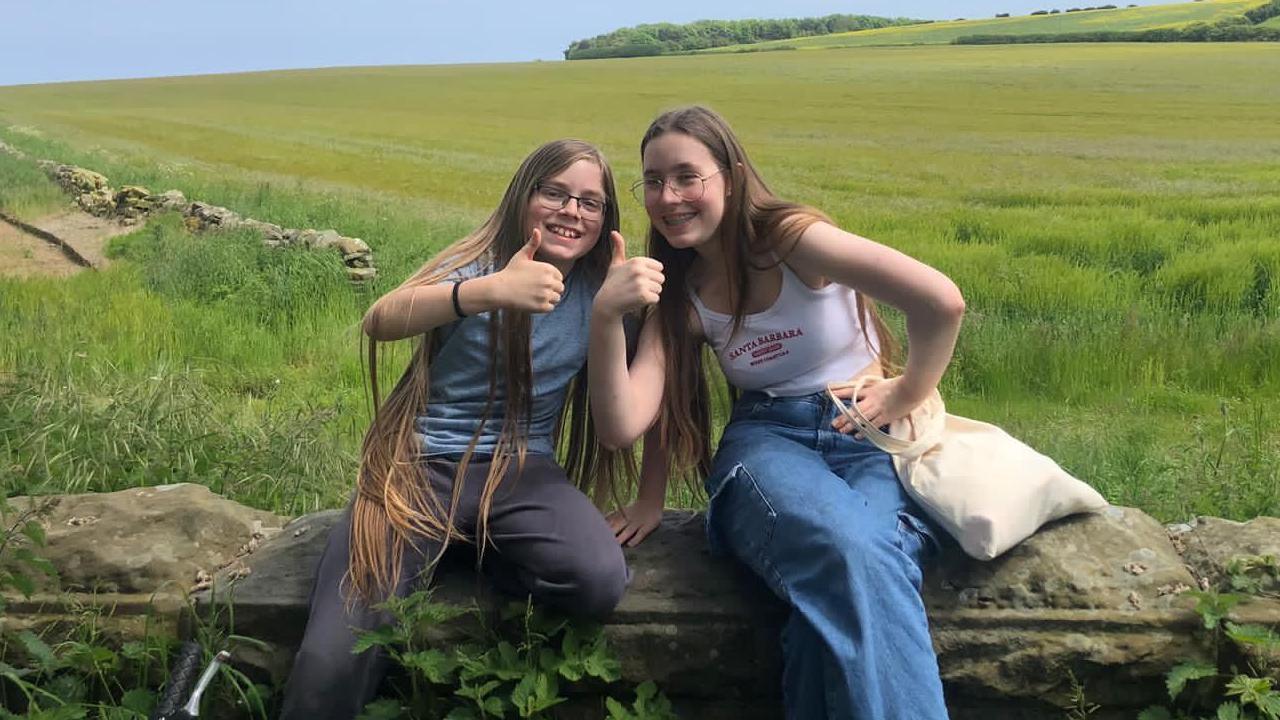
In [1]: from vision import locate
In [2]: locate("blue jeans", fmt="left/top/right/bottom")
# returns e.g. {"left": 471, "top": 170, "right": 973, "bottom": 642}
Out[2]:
{"left": 705, "top": 390, "right": 949, "bottom": 720}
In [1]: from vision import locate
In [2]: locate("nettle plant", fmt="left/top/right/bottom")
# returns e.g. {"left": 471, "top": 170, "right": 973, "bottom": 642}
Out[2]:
{"left": 354, "top": 590, "right": 677, "bottom": 720}
{"left": 1140, "top": 555, "right": 1280, "bottom": 720}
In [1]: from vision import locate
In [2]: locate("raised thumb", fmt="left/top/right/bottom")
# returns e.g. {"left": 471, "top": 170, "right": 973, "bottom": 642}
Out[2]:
{"left": 522, "top": 228, "right": 542, "bottom": 260}
{"left": 610, "top": 231, "right": 627, "bottom": 266}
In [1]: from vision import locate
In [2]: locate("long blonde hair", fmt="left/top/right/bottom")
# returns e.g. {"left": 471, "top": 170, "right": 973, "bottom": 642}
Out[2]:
{"left": 641, "top": 105, "right": 901, "bottom": 484}
{"left": 348, "top": 139, "right": 625, "bottom": 604}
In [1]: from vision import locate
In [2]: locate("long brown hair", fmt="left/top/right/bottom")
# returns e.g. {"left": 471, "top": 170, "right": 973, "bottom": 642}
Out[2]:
{"left": 641, "top": 105, "right": 900, "bottom": 484}
{"left": 348, "top": 139, "right": 624, "bottom": 605}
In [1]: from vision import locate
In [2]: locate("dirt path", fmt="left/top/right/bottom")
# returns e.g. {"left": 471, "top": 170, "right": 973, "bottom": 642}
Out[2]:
{"left": 0, "top": 210, "right": 142, "bottom": 278}
{"left": 0, "top": 218, "right": 83, "bottom": 279}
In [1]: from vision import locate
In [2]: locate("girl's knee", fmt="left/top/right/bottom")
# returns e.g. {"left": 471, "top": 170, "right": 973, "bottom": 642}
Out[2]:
{"left": 563, "top": 545, "right": 628, "bottom": 618}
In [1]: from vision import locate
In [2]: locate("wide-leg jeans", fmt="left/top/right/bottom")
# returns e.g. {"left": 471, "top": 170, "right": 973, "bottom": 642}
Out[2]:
{"left": 705, "top": 390, "right": 949, "bottom": 720}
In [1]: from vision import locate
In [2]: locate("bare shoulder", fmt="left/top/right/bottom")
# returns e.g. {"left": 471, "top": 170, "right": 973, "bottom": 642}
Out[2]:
{"left": 780, "top": 220, "right": 866, "bottom": 289}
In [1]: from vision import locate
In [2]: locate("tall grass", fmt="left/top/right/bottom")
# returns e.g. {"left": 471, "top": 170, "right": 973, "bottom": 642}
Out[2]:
{"left": 0, "top": 149, "right": 70, "bottom": 218}
{"left": 0, "top": 364, "right": 355, "bottom": 515}
{"left": 0, "top": 215, "right": 369, "bottom": 515}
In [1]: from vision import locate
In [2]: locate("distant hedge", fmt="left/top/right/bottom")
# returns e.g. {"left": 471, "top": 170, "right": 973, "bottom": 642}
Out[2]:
{"left": 564, "top": 14, "right": 921, "bottom": 60}
{"left": 954, "top": 21, "right": 1280, "bottom": 44}
{"left": 1244, "top": 0, "right": 1280, "bottom": 23}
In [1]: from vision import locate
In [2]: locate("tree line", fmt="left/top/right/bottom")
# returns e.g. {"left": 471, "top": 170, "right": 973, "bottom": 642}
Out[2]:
{"left": 564, "top": 14, "right": 921, "bottom": 60}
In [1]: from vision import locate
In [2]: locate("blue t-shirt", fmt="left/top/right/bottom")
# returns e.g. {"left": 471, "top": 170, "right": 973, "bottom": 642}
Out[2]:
{"left": 415, "top": 262, "right": 596, "bottom": 458}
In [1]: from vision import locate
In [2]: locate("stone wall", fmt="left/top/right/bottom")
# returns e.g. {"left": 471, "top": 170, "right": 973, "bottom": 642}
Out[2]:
{"left": 2, "top": 484, "right": 1278, "bottom": 718}
{"left": 0, "top": 140, "right": 376, "bottom": 282}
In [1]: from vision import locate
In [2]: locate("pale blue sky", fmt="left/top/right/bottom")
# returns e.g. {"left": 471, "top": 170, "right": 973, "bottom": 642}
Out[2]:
{"left": 2, "top": 0, "right": 1173, "bottom": 87}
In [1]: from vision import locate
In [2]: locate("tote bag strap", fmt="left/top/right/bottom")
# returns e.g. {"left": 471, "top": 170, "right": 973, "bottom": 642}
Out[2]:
{"left": 826, "top": 376, "right": 944, "bottom": 459}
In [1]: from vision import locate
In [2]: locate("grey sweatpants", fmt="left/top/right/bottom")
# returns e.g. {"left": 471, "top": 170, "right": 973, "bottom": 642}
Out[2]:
{"left": 279, "top": 455, "right": 629, "bottom": 720}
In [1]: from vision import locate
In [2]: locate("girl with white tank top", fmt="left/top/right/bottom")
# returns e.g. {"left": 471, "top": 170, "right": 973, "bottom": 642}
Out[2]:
{"left": 691, "top": 261, "right": 880, "bottom": 398}
{"left": 589, "top": 106, "right": 966, "bottom": 719}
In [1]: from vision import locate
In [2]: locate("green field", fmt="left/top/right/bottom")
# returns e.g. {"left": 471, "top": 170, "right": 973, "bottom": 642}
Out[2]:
{"left": 1, "top": 42, "right": 1277, "bottom": 521}
{"left": 701, "top": 0, "right": 1264, "bottom": 51}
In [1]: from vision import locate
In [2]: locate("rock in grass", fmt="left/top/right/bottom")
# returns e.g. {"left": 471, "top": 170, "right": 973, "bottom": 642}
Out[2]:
{"left": 346, "top": 266, "right": 377, "bottom": 282}
{"left": 5, "top": 484, "right": 286, "bottom": 595}
{"left": 149, "top": 189, "right": 189, "bottom": 212}
{"left": 1175, "top": 515, "right": 1280, "bottom": 593}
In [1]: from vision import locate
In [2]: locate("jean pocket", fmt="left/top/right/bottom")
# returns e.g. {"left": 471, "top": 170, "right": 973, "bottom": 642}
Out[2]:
{"left": 729, "top": 396, "right": 775, "bottom": 424}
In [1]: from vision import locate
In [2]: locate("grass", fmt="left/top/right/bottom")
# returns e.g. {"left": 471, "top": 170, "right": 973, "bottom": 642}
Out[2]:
{"left": 0, "top": 42, "right": 1276, "bottom": 521}
{"left": 0, "top": 143, "right": 72, "bottom": 218}
{"left": 698, "top": 0, "right": 1267, "bottom": 52}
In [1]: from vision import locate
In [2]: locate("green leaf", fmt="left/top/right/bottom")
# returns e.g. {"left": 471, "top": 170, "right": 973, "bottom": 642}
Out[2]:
{"left": 1137, "top": 708, "right": 1174, "bottom": 720}
{"left": 45, "top": 674, "right": 87, "bottom": 704}
{"left": 482, "top": 641, "right": 526, "bottom": 681}
{"left": 120, "top": 640, "right": 150, "bottom": 662}
{"left": 1217, "top": 702, "right": 1243, "bottom": 720}
{"left": 1167, "top": 661, "right": 1218, "bottom": 700}
{"left": 605, "top": 696, "right": 631, "bottom": 720}
{"left": 442, "top": 708, "right": 478, "bottom": 720}
{"left": 1226, "top": 622, "right": 1280, "bottom": 650}
{"left": 482, "top": 695, "right": 506, "bottom": 717}
{"left": 582, "top": 646, "right": 621, "bottom": 683}
{"left": 0, "top": 659, "right": 33, "bottom": 680}
{"left": 635, "top": 680, "right": 657, "bottom": 703}
{"left": 20, "top": 520, "right": 46, "bottom": 546}
{"left": 1189, "top": 591, "right": 1244, "bottom": 630}
{"left": 351, "top": 625, "right": 399, "bottom": 654}
{"left": 454, "top": 678, "right": 502, "bottom": 701}
{"left": 24, "top": 555, "right": 57, "bottom": 578}
{"left": 120, "top": 688, "right": 156, "bottom": 715}
{"left": 355, "top": 698, "right": 405, "bottom": 720}
{"left": 562, "top": 626, "right": 581, "bottom": 657}
{"left": 6, "top": 570, "right": 35, "bottom": 598}
{"left": 521, "top": 671, "right": 564, "bottom": 714}
{"left": 633, "top": 681, "right": 676, "bottom": 719}
{"left": 538, "top": 647, "right": 565, "bottom": 675}
{"left": 1225, "top": 674, "right": 1275, "bottom": 708}
{"left": 511, "top": 672, "right": 537, "bottom": 716}
{"left": 16, "top": 630, "right": 60, "bottom": 672}
{"left": 63, "top": 641, "right": 119, "bottom": 673}
{"left": 402, "top": 649, "right": 459, "bottom": 684}
{"left": 1258, "top": 693, "right": 1280, "bottom": 720}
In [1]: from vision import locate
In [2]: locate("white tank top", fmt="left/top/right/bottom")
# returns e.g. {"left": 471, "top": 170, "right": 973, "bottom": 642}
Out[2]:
{"left": 691, "top": 263, "right": 880, "bottom": 397}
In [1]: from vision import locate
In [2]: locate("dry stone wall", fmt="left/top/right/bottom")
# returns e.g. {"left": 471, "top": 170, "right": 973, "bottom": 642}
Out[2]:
{"left": 0, "top": 140, "right": 376, "bottom": 282}
{"left": 3, "top": 485, "right": 1278, "bottom": 718}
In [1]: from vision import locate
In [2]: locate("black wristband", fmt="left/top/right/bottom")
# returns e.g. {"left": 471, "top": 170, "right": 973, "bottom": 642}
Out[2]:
{"left": 451, "top": 279, "right": 467, "bottom": 319}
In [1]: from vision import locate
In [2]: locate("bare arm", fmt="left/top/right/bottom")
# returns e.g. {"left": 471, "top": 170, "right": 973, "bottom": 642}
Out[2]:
{"left": 786, "top": 221, "right": 965, "bottom": 418}
{"left": 605, "top": 424, "right": 670, "bottom": 547}
{"left": 588, "top": 231, "right": 669, "bottom": 449}
{"left": 362, "top": 229, "right": 565, "bottom": 342}
{"left": 589, "top": 309, "right": 667, "bottom": 449}
{"left": 362, "top": 274, "right": 503, "bottom": 342}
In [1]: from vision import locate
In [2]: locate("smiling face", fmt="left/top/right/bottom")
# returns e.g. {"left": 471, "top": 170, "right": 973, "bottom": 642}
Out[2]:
{"left": 641, "top": 132, "right": 728, "bottom": 251}
{"left": 524, "top": 158, "right": 607, "bottom": 271}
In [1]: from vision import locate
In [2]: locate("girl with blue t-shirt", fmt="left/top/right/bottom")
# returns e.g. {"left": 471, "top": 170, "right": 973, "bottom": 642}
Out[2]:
{"left": 283, "top": 139, "right": 630, "bottom": 719}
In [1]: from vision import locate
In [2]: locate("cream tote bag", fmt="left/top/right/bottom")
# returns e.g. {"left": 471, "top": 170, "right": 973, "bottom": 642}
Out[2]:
{"left": 827, "top": 376, "right": 1108, "bottom": 560}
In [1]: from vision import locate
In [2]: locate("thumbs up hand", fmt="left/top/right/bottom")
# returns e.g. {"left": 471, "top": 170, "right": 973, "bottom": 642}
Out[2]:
{"left": 594, "top": 231, "right": 664, "bottom": 320}
{"left": 496, "top": 229, "right": 565, "bottom": 313}
{"left": 610, "top": 229, "right": 628, "bottom": 267}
